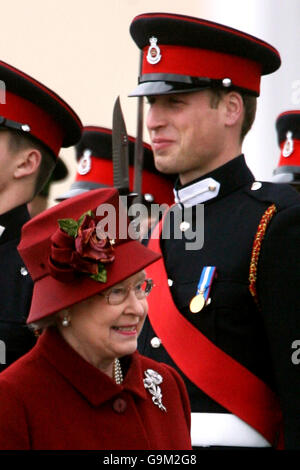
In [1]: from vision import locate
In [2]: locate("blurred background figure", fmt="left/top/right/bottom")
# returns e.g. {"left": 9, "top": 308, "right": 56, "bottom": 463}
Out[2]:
{"left": 56, "top": 126, "right": 175, "bottom": 240}
{"left": 272, "top": 110, "right": 300, "bottom": 193}
{"left": 28, "top": 158, "right": 69, "bottom": 217}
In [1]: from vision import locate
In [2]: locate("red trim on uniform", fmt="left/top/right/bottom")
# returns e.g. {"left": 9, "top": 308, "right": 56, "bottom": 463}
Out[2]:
{"left": 146, "top": 216, "right": 283, "bottom": 447}
{"left": 75, "top": 156, "right": 174, "bottom": 205}
{"left": 3, "top": 90, "right": 64, "bottom": 156}
{"left": 277, "top": 139, "right": 300, "bottom": 167}
{"left": 142, "top": 45, "right": 262, "bottom": 94}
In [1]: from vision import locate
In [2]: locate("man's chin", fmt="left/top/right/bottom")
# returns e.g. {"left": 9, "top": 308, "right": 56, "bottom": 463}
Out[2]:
{"left": 154, "top": 156, "right": 176, "bottom": 174}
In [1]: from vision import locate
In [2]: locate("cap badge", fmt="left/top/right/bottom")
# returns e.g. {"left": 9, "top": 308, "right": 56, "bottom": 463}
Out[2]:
{"left": 77, "top": 149, "right": 92, "bottom": 175}
{"left": 283, "top": 131, "right": 294, "bottom": 158}
{"left": 146, "top": 37, "right": 162, "bottom": 65}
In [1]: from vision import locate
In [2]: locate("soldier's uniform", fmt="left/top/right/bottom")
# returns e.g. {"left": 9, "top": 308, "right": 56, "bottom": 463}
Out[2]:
{"left": 0, "top": 205, "right": 35, "bottom": 371}
{"left": 129, "top": 13, "right": 300, "bottom": 449}
{"left": 0, "top": 60, "right": 82, "bottom": 371}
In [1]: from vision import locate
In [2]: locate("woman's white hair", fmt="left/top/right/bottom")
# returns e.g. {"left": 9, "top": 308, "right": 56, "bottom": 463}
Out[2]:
{"left": 28, "top": 309, "right": 69, "bottom": 332}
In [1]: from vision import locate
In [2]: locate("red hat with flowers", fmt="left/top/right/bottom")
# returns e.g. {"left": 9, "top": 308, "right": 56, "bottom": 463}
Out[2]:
{"left": 18, "top": 188, "right": 160, "bottom": 323}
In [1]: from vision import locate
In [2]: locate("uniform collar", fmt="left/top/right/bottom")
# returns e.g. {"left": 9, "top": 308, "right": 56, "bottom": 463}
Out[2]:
{"left": 37, "top": 327, "right": 148, "bottom": 406}
{"left": 0, "top": 204, "right": 30, "bottom": 245}
{"left": 174, "top": 155, "right": 254, "bottom": 207}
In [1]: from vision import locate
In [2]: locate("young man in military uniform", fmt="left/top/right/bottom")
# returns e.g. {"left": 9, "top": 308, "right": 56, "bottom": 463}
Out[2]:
{"left": 0, "top": 60, "right": 82, "bottom": 371}
{"left": 129, "top": 13, "right": 300, "bottom": 449}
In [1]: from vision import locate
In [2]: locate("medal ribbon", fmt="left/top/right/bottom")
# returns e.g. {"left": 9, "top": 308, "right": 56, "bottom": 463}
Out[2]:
{"left": 197, "top": 266, "right": 216, "bottom": 301}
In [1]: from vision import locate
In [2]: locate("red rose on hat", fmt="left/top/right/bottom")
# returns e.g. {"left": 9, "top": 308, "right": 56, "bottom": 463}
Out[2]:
{"left": 75, "top": 213, "right": 115, "bottom": 264}
{"left": 49, "top": 210, "right": 115, "bottom": 283}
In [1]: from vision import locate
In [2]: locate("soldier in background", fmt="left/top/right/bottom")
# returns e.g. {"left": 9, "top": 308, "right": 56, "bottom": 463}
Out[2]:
{"left": 272, "top": 110, "right": 300, "bottom": 193}
{"left": 56, "top": 125, "right": 175, "bottom": 241}
{"left": 129, "top": 12, "right": 300, "bottom": 449}
{"left": 0, "top": 60, "right": 82, "bottom": 371}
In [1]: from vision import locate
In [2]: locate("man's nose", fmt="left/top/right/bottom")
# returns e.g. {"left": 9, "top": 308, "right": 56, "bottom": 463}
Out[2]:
{"left": 146, "top": 102, "right": 167, "bottom": 131}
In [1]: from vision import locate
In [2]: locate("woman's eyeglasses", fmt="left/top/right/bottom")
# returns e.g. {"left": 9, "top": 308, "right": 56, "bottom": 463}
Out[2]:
{"left": 101, "top": 279, "right": 154, "bottom": 305}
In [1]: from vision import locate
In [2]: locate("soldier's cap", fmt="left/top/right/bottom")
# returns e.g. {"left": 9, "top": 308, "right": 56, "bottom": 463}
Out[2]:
{"left": 273, "top": 110, "right": 300, "bottom": 185}
{"left": 56, "top": 125, "right": 175, "bottom": 206}
{"left": 18, "top": 187, "right": 160, "bottom": 323}
{"left": 129, "top": 12, "right": 281, "bottom": 97}
{"left": 0, "top": 60, "right": 82, "bottom": 158}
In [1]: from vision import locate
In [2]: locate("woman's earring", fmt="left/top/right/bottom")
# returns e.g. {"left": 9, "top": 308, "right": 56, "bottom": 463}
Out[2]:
{"left": 61, "top": 313, "right": 71, "bottom": 327}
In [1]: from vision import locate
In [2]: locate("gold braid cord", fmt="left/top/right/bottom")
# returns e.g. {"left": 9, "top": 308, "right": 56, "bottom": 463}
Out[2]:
{"left": 249, "top": 204, "right": 277, "bottom": 307}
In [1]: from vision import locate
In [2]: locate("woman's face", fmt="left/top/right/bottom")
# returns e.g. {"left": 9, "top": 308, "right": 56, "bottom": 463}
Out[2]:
{"left": 58, "top": 271, "right": 148, "bottom": 372}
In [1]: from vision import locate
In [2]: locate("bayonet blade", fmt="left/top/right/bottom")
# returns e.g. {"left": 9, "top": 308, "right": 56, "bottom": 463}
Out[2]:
{"left": 133, "top": 51, "right": 145, "bottom": 202}
{"left": 112, "top": 96, "right": 130, "bottom": 194}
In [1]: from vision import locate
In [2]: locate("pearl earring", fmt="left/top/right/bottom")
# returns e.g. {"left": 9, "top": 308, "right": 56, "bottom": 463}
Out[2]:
{"left": 61, "top": 314, "right": 70, "bottom": 327}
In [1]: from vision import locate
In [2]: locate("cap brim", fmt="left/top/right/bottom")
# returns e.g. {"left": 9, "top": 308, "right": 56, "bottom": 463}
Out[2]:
{"left": 129, "top": 80, "right": 210, "bottom": 97}
{"left": 27, "top": 239, "right": 161, "bottom": 324}
{"left": 272, "top": 172, "right": 294, "bottom": 183}
{"left": 55, "top": 188, "right": 90, "bottom": 202}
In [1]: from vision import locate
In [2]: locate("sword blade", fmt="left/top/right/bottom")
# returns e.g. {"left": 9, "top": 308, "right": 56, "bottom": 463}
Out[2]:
{"left": 112, "top": 96, "right": 130, "bottom": 194}
{"left": 133, "top": 51, "right": 144, "bottom": 202}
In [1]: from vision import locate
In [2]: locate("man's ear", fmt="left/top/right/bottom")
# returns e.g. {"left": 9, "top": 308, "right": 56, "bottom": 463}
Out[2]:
{"left": 223, "top": 91, "right": 244, "bottom": 127}
{"left": 13, "top": 148, "right": 42, "bottom": 179}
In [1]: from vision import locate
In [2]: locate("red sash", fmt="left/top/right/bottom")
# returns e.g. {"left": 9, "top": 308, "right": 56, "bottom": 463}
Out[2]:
{"left": 146, "top": 218, "right": 283, "bottom": 447}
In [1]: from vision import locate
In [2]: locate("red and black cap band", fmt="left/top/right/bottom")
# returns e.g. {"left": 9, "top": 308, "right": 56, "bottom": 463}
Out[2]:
{"left": 76, "top": 126, "right": 159, "bottom": 174}
{"left": 273, "top": 111, "right": 300, "bottom": 181}
{"left": 0, "top": 60, "right": 82, "bottom": 157}
{"left": 276, "top": 111, "right": 300, "bottom": 144}
{"left": 129, "top": 12, "right": 281, "bottom": 97}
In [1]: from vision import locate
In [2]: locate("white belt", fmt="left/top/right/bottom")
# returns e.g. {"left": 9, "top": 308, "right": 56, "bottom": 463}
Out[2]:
{"left": 191, "top": 413, "right": 272, "bottom": 447}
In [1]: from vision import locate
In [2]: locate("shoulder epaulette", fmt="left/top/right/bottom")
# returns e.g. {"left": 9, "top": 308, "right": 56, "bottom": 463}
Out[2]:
{"left": 244, "top": 181, "right": 300, "bottom": 211}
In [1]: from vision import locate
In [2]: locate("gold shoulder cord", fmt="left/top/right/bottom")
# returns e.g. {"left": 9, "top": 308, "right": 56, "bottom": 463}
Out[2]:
{"left": 249, "top": 204, "right": 277, "bottom": 307}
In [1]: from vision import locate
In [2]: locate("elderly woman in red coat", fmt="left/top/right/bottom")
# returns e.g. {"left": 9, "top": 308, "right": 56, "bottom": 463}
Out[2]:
{"left": 0, "top": 188, "right": 192, "bottom": 450}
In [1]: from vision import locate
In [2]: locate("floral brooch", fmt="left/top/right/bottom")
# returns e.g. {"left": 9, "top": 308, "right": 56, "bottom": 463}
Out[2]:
{"left": 143, "top": 369, "right": 167, "bottom": 412}
{"left": 49, "top": 210, "right": 115, "bottom": 283}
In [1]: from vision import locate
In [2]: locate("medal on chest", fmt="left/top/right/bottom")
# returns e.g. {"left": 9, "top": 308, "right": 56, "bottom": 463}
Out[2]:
{"left": 189, "top": 266, "right": 217, "bottom": 313}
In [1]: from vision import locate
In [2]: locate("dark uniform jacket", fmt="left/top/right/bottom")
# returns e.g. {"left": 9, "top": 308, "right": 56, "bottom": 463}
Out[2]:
{"left": 138, "top": 155, "right": 300, "bottom": 449}
{"left": 0, "top": 205, "right": 36, "bottom": 372}
{"left": 0, "top": 327, "right": 191, "bottom": 450}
